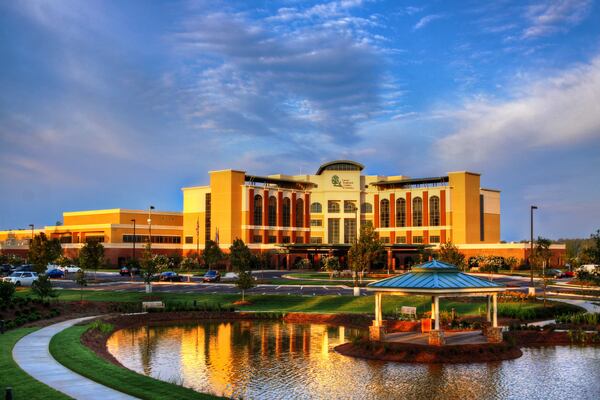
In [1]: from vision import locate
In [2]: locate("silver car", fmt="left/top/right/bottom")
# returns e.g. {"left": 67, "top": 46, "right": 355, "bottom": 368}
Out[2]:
{"left": 3, "top": 271, "right": 39, "bottom": 286}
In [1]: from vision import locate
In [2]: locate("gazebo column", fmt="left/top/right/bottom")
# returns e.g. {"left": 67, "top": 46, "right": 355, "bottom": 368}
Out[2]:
{"left": 486, "top": 295, "right": 491, "bottom": 322}
{"left": 431, "top": 296, "right": 436, "bottom": 321}
{"left": 485, "top": 293, "right": 503, "bottom": 343}
{"left": 428, "top": 295, "right": 445, "bottom": 346}
{"left": 492, "top": 293, "right": 498, "bottom": 328}
{"left": 434, "top": 296, "right": 440, "bottom": 330}
{"left": 369, "top": 292, "right": 387, "bottom": 341}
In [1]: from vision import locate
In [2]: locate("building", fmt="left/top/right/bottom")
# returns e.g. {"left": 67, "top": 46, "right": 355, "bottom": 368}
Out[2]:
{"left": 0, "top": 160, "right": 565, "bottom": 267}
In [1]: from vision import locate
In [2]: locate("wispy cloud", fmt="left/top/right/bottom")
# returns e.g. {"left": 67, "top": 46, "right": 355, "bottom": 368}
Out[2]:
{"left": 522, "top": 0, "right": 592, "bottom": 38}
{"left": 413, "top": 14, "right": 445, "bottom": 30}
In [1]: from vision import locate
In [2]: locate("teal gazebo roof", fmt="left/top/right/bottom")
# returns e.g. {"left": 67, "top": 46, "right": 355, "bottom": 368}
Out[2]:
{"left": 367, "top": 260, "right": 505, "bottom": 294}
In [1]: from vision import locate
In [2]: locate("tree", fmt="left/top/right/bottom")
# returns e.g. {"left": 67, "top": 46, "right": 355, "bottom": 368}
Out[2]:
{"left": 229, "top": 239, "right": 252, "bottom": 272}
{"left": 180, "top": 256, "right": 199, "bottom": 272}
{"left": 322, "top": 255, "right": 342, "bottom": 279}
{"left": 28, "top": 233, "right": 62, "bottom": 273}
{"left": 583, "top": 229, "right": 600, "bottom": 264}
{"left": 505, "top": 256, "right": 518, "bottom": 272}
{"left": 31, "top": 275, "right": 58, "bottom": 300}
{"left": 534, "top": 237, "right": 553, "bottom": 306}
{"left": 75, "top": 269, "right": 87, "bottom": 303}
{"left": 0, "top": 281, "right": 15, "bottom": 303}
{"left": 140, "top": 243, "right": 157, "bottom": 291}
{"left": 153, "top": 254, "right": 171, "bottom": 272}
{"left": 348, "top": 222, "right": 384, "bottom": 286}
{"left": 435, "top": 242, "right": 465, "bottom": 270}
{"left": 79, "top": 240, "right": 104, "bottom": 281}
{"left": 202, "top": 240, "right": 224, "bottom": 270}
{"left": 236, "top": 270, "right": 255, "bottom": 302}
{"left": 168, "top": 254, "right": 183, "bottom": 269}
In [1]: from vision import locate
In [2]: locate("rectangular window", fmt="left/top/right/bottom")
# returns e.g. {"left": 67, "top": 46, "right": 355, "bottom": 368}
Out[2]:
{"left": 396, "top": 236, "right": 406, "bottom": 244}
{"left": 310, "top": 237, "right": 322, "bottom": 244}
{"left": 268, "top": 235, "right": 277, "bottom": 244}
{"left": 205, "top": 193, "right": 211, "bottom": 242}
{"left": 328, "top": 201, "right": 340, "bottom": 213}
{"left": 344, "top": 200, "right": 356, "bottom": 213}
{"left": 85, "top": 236, "right": 104, "bottom": 243}
{"left": 344, "top": 218, "right": 356, "bottom": 244}
{"left": 413, "top": 236, "right": 423, "bottom": 244}
{"left": 328, "top": 218, "right": 340, "bottom": 244}
{"left": 124, "top": 235, "right": 181, "bottom": 244}
{"left": 310, "top": 219, "right": 322, "bottom": 227}
{"left": 295, "top": 236, "right": 304, "bottom": 244}
{"left": 380, "top": 236, "right": 390, "bottom": 244}
{"left": 282, "top": 236, "right": 291, "bottom": 243}
{"left": 430, "top": 235, "right": 440, "bottom": 243}
{"left": 185, "top": 236, "right": 193, "bottom": 244}
{"left": 480, "top": 194, "right": 485, "bottom": 242}
{"left": 252, "top": 235, "right": 262, "bottom": 243}
{"left": 59, "top": 236, "right": 72, "bottom": 244}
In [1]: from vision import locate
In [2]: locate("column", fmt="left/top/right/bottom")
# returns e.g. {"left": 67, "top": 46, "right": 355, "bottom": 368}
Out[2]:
{"left": 262, "top": 189, "right": 269, "bottom": 244}
{"left": 304, "top": 193, "right": 310, "bottom": 243}
{"left": 486, "top": 295, "right": 491, "bottom": 322}
{"left": 374, "top": 194, "right": 380, "bottom": 229}
{"left": 423, "top": 191, "right": 429, "bottom": 244}
{"left": 277, "top": 191, "right": 283, "bottom": 243}
{"left": 431, "top": 296, "right": 435, "bottom": 321}
{"left": 387, "top": 250, "right": 392, "bottom": 270}
{"left": 375, "top": 293, "right": 383, "bottom": 326}
{"left": 434, "top": 296, "right": 440, "bottom": 331}
{"left": 291, "top": 192, "right": 297, "bottom": 243}
{"left": 492, "top": 293, "right": 498, "bottom": 328}
{"left": 440, "top": 189, "right": 447, "bottom": 243}
{"left": 247, "top": 188, "right": 254, "bottom": 243}
{"left": 390, "top": 193, "right": 396, "bottom": 243}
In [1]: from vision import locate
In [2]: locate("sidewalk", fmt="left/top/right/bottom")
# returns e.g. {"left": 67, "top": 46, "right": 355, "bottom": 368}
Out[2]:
{"left": 13, "top": 316, "right": 138, "bottom": 400}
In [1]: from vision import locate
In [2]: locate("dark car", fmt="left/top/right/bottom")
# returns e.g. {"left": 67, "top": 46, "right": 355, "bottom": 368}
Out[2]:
{"left": 202, "top": 270, "right": 221, "bottom": 283}
{"left": 120, "top": 266, "right": 140, "bottom": 276}
{"left": 46, "top": 269, "right": 65, "bottom": 279}
{"left": 542, "top": 269, "right": 563, "bottom": 278}
{"left": 14, "top": 264, "right": 34, "bottom": 272}
{"left": 159, "top": 271, "right": 184, "bottom": 282}
{"left": 1, "top": 264, "right": 13, "bottom": 275}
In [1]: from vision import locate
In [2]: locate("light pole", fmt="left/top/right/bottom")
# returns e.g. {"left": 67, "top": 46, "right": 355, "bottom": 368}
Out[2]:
{"left": 130, "top": 219, "right": 136, "bottom": 261}
{"left": 530, "top": 205, "right": 538, "bottom": 287}
{"left": 147, "top": 206, "right": 155, "bottom": 252}
{"left": 29, "top": 224, "right": 34, "bottom": 243}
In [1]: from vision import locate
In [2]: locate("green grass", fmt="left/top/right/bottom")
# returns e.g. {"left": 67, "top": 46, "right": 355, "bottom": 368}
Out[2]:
{"left": 50, "top": 324, "right": 220, "bottom": 399}
{"left": 0, "top": 328, "right": 71, "bottom": 400}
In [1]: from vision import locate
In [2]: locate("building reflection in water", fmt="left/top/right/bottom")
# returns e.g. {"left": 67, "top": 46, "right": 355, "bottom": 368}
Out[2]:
{"left": 106, "top": 321, "right": 600, "bottom": 400}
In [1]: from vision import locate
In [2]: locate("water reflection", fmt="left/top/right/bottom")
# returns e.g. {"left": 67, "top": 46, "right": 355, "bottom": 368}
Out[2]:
{"left": 107, "top": 321, "right": 600, "bottom": 400}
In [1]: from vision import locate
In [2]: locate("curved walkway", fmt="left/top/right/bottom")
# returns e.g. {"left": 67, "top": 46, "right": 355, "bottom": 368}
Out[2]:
{"left": 13, "top": 316, "right": 138, "bottom": 400}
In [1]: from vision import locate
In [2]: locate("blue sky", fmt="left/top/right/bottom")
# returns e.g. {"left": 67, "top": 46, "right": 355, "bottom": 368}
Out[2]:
{"left": 1, "top": 0, "right": 599, "bottom": 241}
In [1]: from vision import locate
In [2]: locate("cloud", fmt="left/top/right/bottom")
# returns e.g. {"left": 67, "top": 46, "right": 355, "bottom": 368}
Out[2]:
{"left": 522, "top": 0, "right": 592, "bottom": 38}
{"left": 435, "top": 55, "right": 600, "bottom": 163}
{"left": 413, "top": 14, "right": 445, "bottom": 30}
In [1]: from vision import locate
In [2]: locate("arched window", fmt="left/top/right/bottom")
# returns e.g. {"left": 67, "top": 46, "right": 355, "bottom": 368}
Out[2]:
{"left": 268, "top": 196, "right": 277, "bottom": 226}
{"left": 380, "top": 199, "right": 390, "bottom": 228}
{"left": 429, "top": 196, "right": 440, "bottom": 226}
{"left": 296, "top": 198, "right": 304, "bottom": 227}
{"left": 361, "top": 202, "right": 373, "bottom": 213}
{"left": 310, "top": 202, "right": 322, "bottom": 213}
{"left": 328, "top": 201, "right": 340, "bottom": 213}
{"left": 282, "top": 198, "right": 291, "bottom": 227}
{"left": 253, "top": 194, "right": 263, "bottom": 226}
{"left": 413, "top": 197, "right": 423, "bottom": 227}
{"left": 396, "top": 198, "right": 406, "bottom": 227}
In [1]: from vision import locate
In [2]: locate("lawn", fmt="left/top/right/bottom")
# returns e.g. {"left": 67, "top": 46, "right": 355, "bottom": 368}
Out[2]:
{"left": 49, "top": 324, "right": 219, "bottom": 400}
{"left": 0, "top": 328, "right": 71, "bottom": 400}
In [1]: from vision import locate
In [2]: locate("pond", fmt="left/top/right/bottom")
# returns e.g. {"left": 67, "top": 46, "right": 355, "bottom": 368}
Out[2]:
{"left": 107, "top": 321, "right": 600, "bottom": 399}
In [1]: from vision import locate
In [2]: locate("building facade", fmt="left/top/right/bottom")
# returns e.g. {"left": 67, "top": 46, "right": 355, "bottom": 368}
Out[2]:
{"left": 0, "top": 160, "right": 565, "bottom": 267}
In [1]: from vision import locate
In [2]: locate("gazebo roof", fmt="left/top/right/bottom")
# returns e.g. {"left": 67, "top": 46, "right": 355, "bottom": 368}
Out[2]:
{"left": 368, "top": 259, "right": 505, "bottom": 293}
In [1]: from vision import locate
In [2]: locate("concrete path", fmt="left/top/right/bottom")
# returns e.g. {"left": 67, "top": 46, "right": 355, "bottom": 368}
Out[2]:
{"left": 13, "top": 316, "right": 138, "bottom": 400}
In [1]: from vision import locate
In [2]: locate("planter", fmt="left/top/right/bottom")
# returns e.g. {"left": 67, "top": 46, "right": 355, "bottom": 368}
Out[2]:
{"left": 353, "top": 286, "right": 361, "bottom": 297}
{"left": 145, "top": 284, "right": 152, "bottom": 293}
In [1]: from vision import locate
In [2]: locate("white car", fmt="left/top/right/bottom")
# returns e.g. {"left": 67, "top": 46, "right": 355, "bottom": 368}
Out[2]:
{"left": 222, "top": 272, "right": 239, "bottom": 281}
{"left": 3, "top": 272, "right": 39, "bottom": 286}
{"left": 59, "top": 265, "right": 82, "bottom": 273}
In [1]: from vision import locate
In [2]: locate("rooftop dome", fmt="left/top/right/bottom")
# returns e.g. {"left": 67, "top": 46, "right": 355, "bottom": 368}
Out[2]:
{"left": 316, "top": 160, "right": 364, "bottom": 175}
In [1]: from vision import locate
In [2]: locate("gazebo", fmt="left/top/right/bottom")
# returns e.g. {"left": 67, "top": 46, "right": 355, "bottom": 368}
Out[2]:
{"left": 367, "top": 260, "right": 506, "bottom": 345}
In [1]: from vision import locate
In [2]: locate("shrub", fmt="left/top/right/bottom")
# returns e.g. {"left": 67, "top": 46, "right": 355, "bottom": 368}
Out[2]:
{"left": 90, "top": 320, "right": 115, "bottom": 334}
{"left": 0, "top": 281, "right": 16, "bottom": 303}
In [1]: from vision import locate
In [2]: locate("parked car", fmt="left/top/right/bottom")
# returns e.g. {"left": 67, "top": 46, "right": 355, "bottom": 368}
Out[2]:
{"left": 222, "top": 272, "right": 239, "bottom": 282}
{"left": 46, "top": 269, "right": 65, "bottom": 279}
{"left": 120, "top": 266, "right": 140, "bottom": 276}
{"left": 59, "top": 265, "right": 82, "bottom": 273}
{"left": 562, "top": 271, "right": 575, "bottom": 278}
{"left": 3, "top": 271, "right": 39, "bottom": 286}
{"left": 542, "top": 269, "right": 563, "bottom": 278}
{"left": 159, "top": 271, "right": 184, "bottom": 282}
{"left": 14, "top": 264, "right": 34, "bottom": 272}
{"left": 1, "top": 264, "right": 14, "bottom": 275}
{"left": 202, "top": 270, "right": 221, "bottom": 282}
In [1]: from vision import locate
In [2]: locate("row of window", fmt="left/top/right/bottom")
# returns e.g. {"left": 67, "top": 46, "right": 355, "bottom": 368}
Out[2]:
{"left": 251, "top": 235, "right": 305, "bottom": 244}
{"left": 253, "top": 195, "right": 305, "bottom": 228}
{"left": 123, "top": 235, "right": 182, "bottom": 244}
{"left": 380, "top": 196, "right": 441, "bottom": 228}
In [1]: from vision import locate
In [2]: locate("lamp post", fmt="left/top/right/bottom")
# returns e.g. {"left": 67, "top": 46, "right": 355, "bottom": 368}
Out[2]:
{"left": 29, "top": 224, "right": 34, "bottom": 243}
{"left": 530, "top": 205, "right": 538, "bottom": 287}
{"left": 147, "top": 206, "right": 155, "bottom": 252}
{"left": 130, "top": 219, "right": 136, "bottom": 261}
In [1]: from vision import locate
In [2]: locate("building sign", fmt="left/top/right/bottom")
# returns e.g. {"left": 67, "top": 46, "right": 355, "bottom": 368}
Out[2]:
{"left": 331, "top": 175, "right": 354, "bottom": 189}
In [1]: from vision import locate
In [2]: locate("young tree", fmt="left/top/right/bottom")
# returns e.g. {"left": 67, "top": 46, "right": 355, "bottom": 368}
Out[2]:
{"left": 348, "top": 222, "right": 383, "bottom": 286}
{"left": 435, "top": 242, "right": 465, "bottom": 270}
{"left": 153, "top": 254, "right": 171, "bottom": 272}
{"left": 180, "top": 256, "right": 200, "bottom": 272}
{"left": 168, "top": 254, "right": 183, "bottom": 269}
{"left": 31, "top": 275, "right": 58, "bottom": 300}
{"left": 535, "top": 236, "right": 553, "bottom": 306}
{"left": 75, "top": 269, "right": 87, "bottom": 303}
{"left": 79, "top": 240, "right": 105, "bottom": 281}
{"left": 140, "top": 243, "right": 157, "bottom": 292}
{"left": 229, "top": 239, "right": 252, "bottom": 272}
{"left": 505, "top": 256, "right": 518, "bottom": 272}
{"left": 322, "top": 255, "right": 342, "bottom": 279}
{"left": 203, "top": 240, "right": 224, "bottom": 270}
{"left": 28, "top": 233, "right": 62, "bottom": 273}
{"left": 583, "top": 229, "right": 600, "bottom": 264}
{"left": 236, "top": 270, "right": 255, "bottom": 302}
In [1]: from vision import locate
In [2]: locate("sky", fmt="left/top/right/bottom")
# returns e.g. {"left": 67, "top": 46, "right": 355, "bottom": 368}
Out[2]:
{"left": 1, "top": 0, "right": 599, "bottom": 241}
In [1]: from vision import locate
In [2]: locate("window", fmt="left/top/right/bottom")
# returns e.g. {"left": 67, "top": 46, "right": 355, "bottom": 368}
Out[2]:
{"left": 344, "top": 218, "right": 357, "bottom": 244}
{"left": 412, "top": 197, "right": 423, "bottom": 227}
{"left": 253, "top": 194, "right": 263, "bottom": 226}
{"left": 59, "top": 236, "right": 72, "bottom": 244}
{"left": 124, "top": 235, "right": 181, "bottom": 244}
{"left": 85, "top": 236, "right": 104, "bottom": 243}
{"left": 205, "top": 193, "right": 211, "bottom": 242}
{"left": 430, "top": 235, "right": 441, "bottom": 243}
{"left": 380, "top": 199, "right": 390, "bottom": 228}
{"left": 380, "top": 236, "right": 390, "bottom": 244}
{"left": 344, "top": 200, "right": 356, "bottom": 213}
{"left": 310, "top": 202, "right": 322, "bottom": 213}
{"left": 413, "top": 236, "right": 423, "bottom": 244}
{"left": 310, "top": 237, "right": 322, "bottom": 244}
{"left": 310, "top": 219, "right": 322, "bottom": 227}
{"left": 429, "top": 196, "right": 440, "bottom": 226}
{"left": 361, "top": 202, "right": 373, "bottom": 213}
{"left": 396, "top": 236, "right": 406, "bottom": 244}
{"left": 268, "top": 196, "right": 277, "bottom": 226}
{"left": 396, "top": 198, "right": 406, "bottom": 227}
{"left": 296, "top": 198, "right": 304, "bottom": 227}
{"left": 295, "top": 236, "right": 304, "bottom": 244}
{"left": 328, "top": 218, "right": 340, "bottom": 244}
{"left": 268, "top": 235, "right": 277, "bottom": 243}
{"left": 252, "top": 235, "right": 262, "bottom": 243}
{"left": 282, "top": 197, "right": 291, "bottom": 227}
{"left": 185, "top": 236, "right": 193, "bottom": 244}
{"left": 282, "top": 236, "right": 291, "bottom": 243}
{"left": 328, "top": 201, "right": 340, "bottom": 213}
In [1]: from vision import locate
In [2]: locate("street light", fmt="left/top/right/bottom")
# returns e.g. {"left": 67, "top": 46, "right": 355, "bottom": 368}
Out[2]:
{"left": 147, "top": 206, "right": 155, "bottom": 252}
{"left": 530, "top": 205, "right": 538, "bottom": 287}
{"left": 130, "top": 219, "right": 136, "bottom": 261}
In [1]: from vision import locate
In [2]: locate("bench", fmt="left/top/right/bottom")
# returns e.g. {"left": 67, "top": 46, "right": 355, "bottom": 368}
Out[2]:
{"left": 142, "top": 301, "right": 165, "bottom": 311}
{"left": 397, "top": 306, "right": 417, "bottom": 320}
